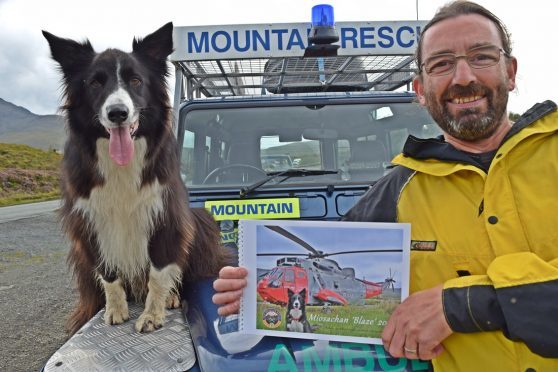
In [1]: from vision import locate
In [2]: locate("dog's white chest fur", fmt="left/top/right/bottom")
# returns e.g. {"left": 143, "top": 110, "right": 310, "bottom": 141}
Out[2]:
{"left": 74, "top": 138, "right": 166, "bottom": 280}
{"left": 288, "top": 308, "right": 304, "bottom": 332}
{"left": 289, "top": 308, "right": 303, "bottom": 320}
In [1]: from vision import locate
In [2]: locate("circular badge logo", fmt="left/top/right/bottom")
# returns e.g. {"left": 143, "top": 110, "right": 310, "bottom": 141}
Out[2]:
{"left": 262, "top": 308, "right": 282, "bottom": 328}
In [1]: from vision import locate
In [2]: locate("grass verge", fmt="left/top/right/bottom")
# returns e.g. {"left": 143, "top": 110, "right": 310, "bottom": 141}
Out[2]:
{"left": 0, "top": 143, "right": 62, "bottom": 207}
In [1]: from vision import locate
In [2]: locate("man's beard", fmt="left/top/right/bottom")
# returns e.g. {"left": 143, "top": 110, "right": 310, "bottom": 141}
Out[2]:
{"left": 424, "top": 82, "right": 509, "bottom": 141}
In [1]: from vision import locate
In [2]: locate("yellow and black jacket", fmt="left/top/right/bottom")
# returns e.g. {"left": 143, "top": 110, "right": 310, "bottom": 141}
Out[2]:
{"left": 345, "top": 100, "right": 558, "bottom": 371}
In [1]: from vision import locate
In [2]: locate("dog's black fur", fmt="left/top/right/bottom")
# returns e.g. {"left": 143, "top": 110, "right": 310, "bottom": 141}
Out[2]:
{"left": 43, "top": 23, "right": 228, "bottom": 334}
{"left": 285, "top": 288, "right": 313, "bottom": 333}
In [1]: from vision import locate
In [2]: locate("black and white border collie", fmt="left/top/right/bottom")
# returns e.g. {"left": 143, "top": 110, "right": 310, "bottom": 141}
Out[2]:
{"left": 286, "top": 288, "right": 313, "bottom": 333}
{"left": 43, "top": 23, "right": 227, "bottom": 334}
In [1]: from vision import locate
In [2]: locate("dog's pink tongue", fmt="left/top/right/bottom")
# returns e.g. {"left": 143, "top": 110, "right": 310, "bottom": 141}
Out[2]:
{"left": 108, "top": 127, "right": 134, "bottom": 166}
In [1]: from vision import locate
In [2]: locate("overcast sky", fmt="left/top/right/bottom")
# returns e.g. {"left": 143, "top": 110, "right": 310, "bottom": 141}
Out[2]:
{"left": 255, "top": 224, "right": 405, "bottom": 282}
{"left": 0, "top": 0, "right": 555, "bottom": 116}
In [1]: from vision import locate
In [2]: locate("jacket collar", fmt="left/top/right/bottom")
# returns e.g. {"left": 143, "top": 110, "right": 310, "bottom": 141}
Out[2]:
{"left": 401, "top": 100, "right": 557, "bottom": 167}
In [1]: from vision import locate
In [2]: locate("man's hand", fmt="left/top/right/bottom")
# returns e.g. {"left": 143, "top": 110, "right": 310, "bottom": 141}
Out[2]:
{"left": 212, "top": 266, "right": 248, "bottom": 316}
{"left": 382, "top": 284, "right": 452, "bottom": 360}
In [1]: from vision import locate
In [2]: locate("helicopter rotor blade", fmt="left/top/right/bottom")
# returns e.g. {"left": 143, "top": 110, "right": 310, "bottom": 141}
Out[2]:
{"left": 256, "top": 252, "right": 308, "bottom": 256}
{"left": 324, "top": 249, "right": 402, "bottom": 257}
{"left": 382, "top": 268, "right": 398, "bottom": 291}
{"left": 265, "top": 225, "right": 321, "bottom": 256}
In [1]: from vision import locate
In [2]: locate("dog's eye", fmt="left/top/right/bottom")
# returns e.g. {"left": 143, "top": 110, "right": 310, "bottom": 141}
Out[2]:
{"left": 130, "top": 78, "right": 142, "bottom": 87}
{"left": 88, "top": 79, "right": 102, "bottom": 88}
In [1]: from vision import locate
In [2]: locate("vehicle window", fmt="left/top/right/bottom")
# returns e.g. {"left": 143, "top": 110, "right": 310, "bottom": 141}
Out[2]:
{"left": 181, "top": 131, "right": 195, "bottom": 184}
{"left": 337, "top": 139, "right": 350, "bottom": 168}
{"left": 270, "top": 269, "right": 283, "bottom": 280}
{"left": 261, "top": 136, "right": 321, "bottom": 172}
{"left": 388, "top": 129, "right": 409, "bottom": 159}
{"left": 285, "top": 269, "right": 294, "bottom": 283}
{"left": 180, "top": 102, "right": 439, "bottom": 187}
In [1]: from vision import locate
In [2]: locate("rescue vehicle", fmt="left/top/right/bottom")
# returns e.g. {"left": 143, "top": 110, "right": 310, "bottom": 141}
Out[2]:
{"left": 44, "top": 5, "right": 438, "bottom": 371}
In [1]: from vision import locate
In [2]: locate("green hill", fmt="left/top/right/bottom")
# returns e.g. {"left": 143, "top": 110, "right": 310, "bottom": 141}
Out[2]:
{"left": 0, "top": 98, "right": 66, "bottom": 151}
{"left": 0, "top": 143, "right": 62, "bottom": 206}
{"left": 262, "top": 141, "right": 323, "bottom": 168}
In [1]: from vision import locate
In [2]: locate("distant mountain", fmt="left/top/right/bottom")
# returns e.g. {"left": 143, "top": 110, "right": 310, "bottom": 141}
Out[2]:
{"left": 0, "top": 98, "right": 66, "bottom": 151}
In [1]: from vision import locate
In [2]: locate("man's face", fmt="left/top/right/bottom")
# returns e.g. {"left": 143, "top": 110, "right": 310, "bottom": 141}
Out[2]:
{"left": 413, "top": 14, "right": 517, "bottom": 142}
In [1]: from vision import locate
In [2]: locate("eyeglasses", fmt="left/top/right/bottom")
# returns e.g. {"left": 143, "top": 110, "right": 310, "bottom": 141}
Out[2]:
{"left": 420, "top": 45, "right": 508, "bottom": 76}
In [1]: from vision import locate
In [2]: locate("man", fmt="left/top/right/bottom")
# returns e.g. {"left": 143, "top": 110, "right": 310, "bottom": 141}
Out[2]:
{"left": 213, "top": 1, "right": 558, "bottom": 370}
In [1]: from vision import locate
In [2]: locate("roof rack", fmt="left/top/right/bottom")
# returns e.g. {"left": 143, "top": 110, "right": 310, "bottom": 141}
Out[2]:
{"left": 173, "top": 55, "right": 417, "bottom": 97}
{"left": 170, "top": 21, "right": 426, "bottom": 101}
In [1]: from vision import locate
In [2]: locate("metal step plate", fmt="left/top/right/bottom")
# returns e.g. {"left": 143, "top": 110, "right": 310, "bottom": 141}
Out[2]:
{"left": 44, "top": 303, "right": 196, "bottom": 371}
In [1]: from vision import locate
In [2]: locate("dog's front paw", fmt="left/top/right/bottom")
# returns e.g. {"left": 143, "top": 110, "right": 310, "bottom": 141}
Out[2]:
{"left": 135, "top": 311, "right": 165, "bottom": 332}
{"left": 104, "top": 303, "right": 129, "bottom": 325}
{"left": 165, "top": 293, "right": 181, "bottom": 309}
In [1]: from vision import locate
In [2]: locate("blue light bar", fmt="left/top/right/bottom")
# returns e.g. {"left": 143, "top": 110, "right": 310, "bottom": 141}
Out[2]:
{"left": 311, "top": 4, "right": 334, "bottom": 27}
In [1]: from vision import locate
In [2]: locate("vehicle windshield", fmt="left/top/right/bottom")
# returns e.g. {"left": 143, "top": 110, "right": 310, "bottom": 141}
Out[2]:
{"left": 180, "top": 102, "right": 439, "bottom": 187}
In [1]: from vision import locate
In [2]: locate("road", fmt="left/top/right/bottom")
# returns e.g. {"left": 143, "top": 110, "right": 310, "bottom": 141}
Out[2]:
{"left": 0, "top": 200, "right": 61, "bottom": 223}
{"left": 0, "top": 204, "right": 74, "bottom": 372}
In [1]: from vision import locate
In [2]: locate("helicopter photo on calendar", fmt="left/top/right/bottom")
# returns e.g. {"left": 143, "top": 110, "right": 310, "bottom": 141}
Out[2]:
{"left": 238, "top": 219, "right": 411, "bottom": 344}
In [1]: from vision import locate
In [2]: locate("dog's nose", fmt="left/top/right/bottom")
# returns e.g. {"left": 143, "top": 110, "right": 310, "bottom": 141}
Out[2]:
{"left": 107, "top": 104, "right": 129, "bottom": 123}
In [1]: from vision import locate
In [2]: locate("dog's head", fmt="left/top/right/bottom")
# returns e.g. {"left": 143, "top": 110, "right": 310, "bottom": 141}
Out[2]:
{"left": 43, "top": 23, "right": 173, "bottom": 166}
{"left": 287, "top": 288, "right": 306, "bottom": 310}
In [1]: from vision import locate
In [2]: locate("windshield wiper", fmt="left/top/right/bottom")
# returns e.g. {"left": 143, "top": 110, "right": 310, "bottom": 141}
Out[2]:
{"left": 240, "top": 169, "right": 339, "bottom": 198}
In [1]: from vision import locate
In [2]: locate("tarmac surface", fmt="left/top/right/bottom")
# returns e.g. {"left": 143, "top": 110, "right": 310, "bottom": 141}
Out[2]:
{"left": 0, "top": 208, "right": 74, "bottom": 372}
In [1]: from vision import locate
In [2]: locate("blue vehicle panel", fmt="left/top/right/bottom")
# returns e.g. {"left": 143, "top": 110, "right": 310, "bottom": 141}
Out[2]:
{"left": 177, "top": 91, "right": 438, "bottom": 371}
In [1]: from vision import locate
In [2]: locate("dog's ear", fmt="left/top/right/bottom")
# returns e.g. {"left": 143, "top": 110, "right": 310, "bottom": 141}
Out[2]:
{"left": 299, "top": 288, "right": 306, "bottom": 298}
{"left": 42, "top": 31, "right": 95, "bottom": 78}
{"left": 133, "top": 22, "right": 174, "bottom": 61}
{"left": 288, "top": 288, "right": 294, "bottom": 297}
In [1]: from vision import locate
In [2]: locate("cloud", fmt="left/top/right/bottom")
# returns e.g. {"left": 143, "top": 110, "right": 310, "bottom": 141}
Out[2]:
{"left": 0, "top": 26, "right": 62, "bottom": 115}
{"left": 0, "top": 0, "right": 556, "bottom": 116}
{"left": 0, "top": 12, "right": 176, "bottom": 115}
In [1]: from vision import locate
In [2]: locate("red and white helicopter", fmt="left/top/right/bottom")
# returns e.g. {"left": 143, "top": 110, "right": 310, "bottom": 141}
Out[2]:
{"left": 256, "top": 225, "right": 399, "bottom": 306}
